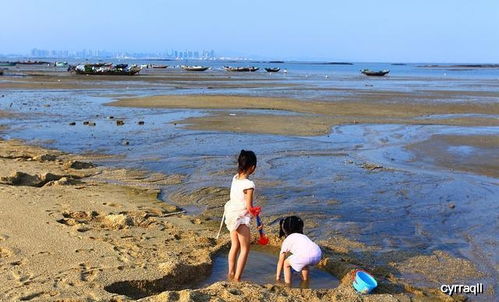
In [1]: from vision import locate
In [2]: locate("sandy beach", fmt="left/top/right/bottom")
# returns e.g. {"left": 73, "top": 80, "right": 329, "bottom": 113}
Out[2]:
{"left": 0, "top": 138, "right": 479, "bottom": 301}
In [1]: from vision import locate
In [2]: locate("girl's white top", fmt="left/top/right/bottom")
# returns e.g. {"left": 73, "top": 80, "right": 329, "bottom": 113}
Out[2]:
{"left": 224, "top": 174, "right": 255, "bottom": 231}
{"left": 280, "top": 233, "right": 322, "bottom": 259}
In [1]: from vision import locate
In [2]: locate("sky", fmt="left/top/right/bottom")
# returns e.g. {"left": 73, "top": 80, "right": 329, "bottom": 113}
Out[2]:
{"left": 1, "top": 0, "right": 498, "bottom": 63}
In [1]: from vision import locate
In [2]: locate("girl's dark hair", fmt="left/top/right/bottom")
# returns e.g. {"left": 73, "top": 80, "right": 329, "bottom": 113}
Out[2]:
{"left": 238, "top": 150, "right": 257, "bottom": 173}
{"left": 279, "top": 216, "right": 304, "bottom": 238}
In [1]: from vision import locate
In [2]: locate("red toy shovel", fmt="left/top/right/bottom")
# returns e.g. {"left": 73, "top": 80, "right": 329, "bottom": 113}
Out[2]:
{"left": 250, "top": 207, "right": 269, "bottom": 245}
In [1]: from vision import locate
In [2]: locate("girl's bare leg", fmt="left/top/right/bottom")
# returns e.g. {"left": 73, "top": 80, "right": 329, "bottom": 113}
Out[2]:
{"left": 299, "top": 265, "right": 310, "bottom": 288}
{"left": 301, "top": 265, "right": 310, "bottom": 281}
{"left": 233, "top": 224, "right": 250, "bottom": 281}
{"left": 283, "top": 258, "right": 292, "bottom": 285}
{"left": 227, "top": 230, "right": 240, "bottom": 280}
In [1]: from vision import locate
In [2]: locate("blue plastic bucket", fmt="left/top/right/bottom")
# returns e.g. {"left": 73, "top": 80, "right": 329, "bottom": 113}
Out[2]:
{"left": 353, "top": 271, "right": 378, "bottom": 294}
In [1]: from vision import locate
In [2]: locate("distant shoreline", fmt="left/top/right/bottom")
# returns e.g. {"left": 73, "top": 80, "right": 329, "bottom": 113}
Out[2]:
{"left": 419, "top": 64, "right": 499, "bottom": 69}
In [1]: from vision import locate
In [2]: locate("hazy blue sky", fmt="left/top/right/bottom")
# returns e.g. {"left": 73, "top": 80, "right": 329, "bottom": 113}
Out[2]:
{"left": 1, "top": 0, "right": 498, "bottom": 62}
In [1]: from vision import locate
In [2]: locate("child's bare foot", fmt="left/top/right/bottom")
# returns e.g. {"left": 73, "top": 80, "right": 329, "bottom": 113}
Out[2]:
{"left": 227, "top": 272, "right": 235, "bottom": 281}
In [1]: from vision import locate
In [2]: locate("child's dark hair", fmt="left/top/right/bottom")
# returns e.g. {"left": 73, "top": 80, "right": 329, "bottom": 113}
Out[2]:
{"left": 279, "top": 216, "right": 304, "bottom": 238}
{"left": 238, "top": 150, "right": 257, "bottom": 173}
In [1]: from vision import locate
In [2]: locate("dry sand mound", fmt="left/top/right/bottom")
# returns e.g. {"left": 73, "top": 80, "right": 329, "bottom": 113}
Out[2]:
{"left": 0, "top": 171, "right": 73, "bottom": 187}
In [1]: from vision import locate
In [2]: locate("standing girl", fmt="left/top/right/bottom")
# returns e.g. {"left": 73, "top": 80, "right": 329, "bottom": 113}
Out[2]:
{"left": 276, "top": 216, "right": 322, "bottom": 285}
{"left": 224, "top": 150, "right": 258, "bottom": 281}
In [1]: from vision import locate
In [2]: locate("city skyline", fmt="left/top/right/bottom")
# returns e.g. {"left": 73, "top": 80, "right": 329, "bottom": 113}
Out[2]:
{"left": 24, "top": 48, "right": 217, "bottom": 60}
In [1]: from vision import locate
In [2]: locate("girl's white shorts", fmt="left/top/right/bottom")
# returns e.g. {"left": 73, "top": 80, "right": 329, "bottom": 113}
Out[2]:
{"left": 288, "top": 254, "right": 321, "bottom": 272}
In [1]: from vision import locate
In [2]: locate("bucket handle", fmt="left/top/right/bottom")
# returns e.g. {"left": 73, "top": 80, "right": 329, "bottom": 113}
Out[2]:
{"left": 351, "top": 268, "right": 368, "bottom": 278}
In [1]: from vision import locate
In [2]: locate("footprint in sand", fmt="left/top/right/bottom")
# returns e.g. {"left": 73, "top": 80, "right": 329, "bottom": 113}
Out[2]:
{"left": 10, "top": 259, "right": 27, "bottom": 266}
{"left": 11, "top": 270, "right": 33, "bottom": 283}
{"left": 74, "top": 248, "right": 95, "bottom": 254}
{"left": 19, "top": 291, "right": 47, "bottom": 301}
{"left": 80, "top": 269, "right": 99, "bottom": 282}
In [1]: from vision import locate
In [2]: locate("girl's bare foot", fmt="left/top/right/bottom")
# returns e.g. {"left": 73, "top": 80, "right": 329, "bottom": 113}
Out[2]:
{"left": 227, "top": 272, "right": 235, "bottom": 281}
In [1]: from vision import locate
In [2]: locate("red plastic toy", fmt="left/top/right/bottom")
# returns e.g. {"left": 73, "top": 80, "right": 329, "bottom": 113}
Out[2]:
{"left": 249, "top": 207, "right": 269, "bottom": 245}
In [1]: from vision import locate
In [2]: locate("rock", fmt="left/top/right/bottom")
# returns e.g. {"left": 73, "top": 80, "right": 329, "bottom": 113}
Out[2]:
{"left": 121, "top": 140, "right": 129, "bottom": 146}
{"left": 57, "top": 218, "right": 78, "bottom": 226}
{"left": 64, "top": 160, "right": 95, "bottom": 170}
{"left": 40, "top": 173, "right": 63, "bottom": 183}
{"left": 102, "top": 214, "right": 134, "bottom": 229}
{"left": 448, "top": 203, "right": 456, "bottom": 209}
{"left": 116, "top": 120, "right": 125, "bottom": 126}
{"left": 44, "top": 177, "right": 74, "bottom": 187}
{"left": 362, "top": 162, "right": 383, "bottom": 171}
{"left": 33, "top": 154, "right": 57, "bottom": 162}
{"left": 69, "top": 122, "right": 76, "bottom": 126}
{"left": 0, "top": 172, "right": 43, "bottom": 186}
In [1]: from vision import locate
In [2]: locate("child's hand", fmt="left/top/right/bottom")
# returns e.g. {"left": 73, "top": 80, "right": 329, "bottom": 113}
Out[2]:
{"left": 257, "top": 224, "right": 263, "bottom": 231}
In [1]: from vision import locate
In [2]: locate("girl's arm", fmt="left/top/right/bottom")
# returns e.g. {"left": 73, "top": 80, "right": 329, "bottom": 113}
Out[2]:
{"left": 276, "top": 252, "right": 286, "bottom": 281}
{"left": 244, "top": 188, "right": 254, "bottom": 214}
{"left": 245, "top": 188, "right": 263, "bottom": 230}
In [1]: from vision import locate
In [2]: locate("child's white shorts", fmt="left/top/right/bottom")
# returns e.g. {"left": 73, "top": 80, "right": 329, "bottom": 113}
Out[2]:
{"left": 288, "top": 254, "right": 322, "bottom": 272}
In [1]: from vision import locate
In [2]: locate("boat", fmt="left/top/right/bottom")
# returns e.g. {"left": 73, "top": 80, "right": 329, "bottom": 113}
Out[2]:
{"left": 0, "top": 62, "right": 16, "bottom": 66}
{"left": 152, "top": 64, "right": 168, "bottom": 69}
{"left": 71, "top": 64, "right": 141, "bottom": 75}
{"left": 264, "top": 67, "right": 280, "bottom": 72}
{"left": 54, "top": 61, "right": 68, "bottom": 67}
{"left": 181, "top": 65, "right": 209, "bottom": 71}
{"left": 224, "top": 66, "right": 259, "bottom": 72}
{"left": 361, "top": 69, "right": 390, "bottom": 76}
{"left": 15, "top": 60, "right": 52, "bottom": 65}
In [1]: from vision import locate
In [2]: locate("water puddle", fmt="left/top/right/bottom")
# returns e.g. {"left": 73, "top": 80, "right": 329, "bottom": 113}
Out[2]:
{"left": 198, "top": 249, "right": 339, "bottom": 289}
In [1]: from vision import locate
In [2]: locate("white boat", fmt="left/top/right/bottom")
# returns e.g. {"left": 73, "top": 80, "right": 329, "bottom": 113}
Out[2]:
{"left": 181, "top": 65, "right": 209, "bottom": 71}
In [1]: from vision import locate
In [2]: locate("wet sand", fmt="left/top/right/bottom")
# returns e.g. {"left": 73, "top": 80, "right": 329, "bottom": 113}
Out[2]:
{"left": 406, "top": 134, "right": 499, "bottom": 178}
{"left": 107, "top": 94, "right": 499, "bottom": 136}
{"left": 0, "top": 110, "right": 12, "bottom": 118}
{"left": 0, "top": 71, "right": 292, "bottom": 90}
{"left": 0, "top": 139, "right": 476, "bottom": 301}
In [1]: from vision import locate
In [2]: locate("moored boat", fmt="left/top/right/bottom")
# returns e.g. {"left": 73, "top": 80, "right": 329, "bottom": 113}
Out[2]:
{"left": 0, "top": 62, "right": 16, "bottom": 66}
{"left": 16, "top": 60, "right": 52, "bottom": 65}
{"left": 361, "top": 69, "right": 390, "bottom": 76}
{"left": 71, "top": 64, "right": 141, "bottom": 75}
{"left": 264, "top": 67, "right": 280, "bottom": 72}
{"left": 181, "top": 65, "right": 209, "bottom": 71}
{"left": 224, "top": 66, "right": 259, "bottom": 72}
{"left": 152, "top": 64, "right": 168, "bottom": 69}
{"left": 55, "top": 61, "right": 68, "bottom": 67}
